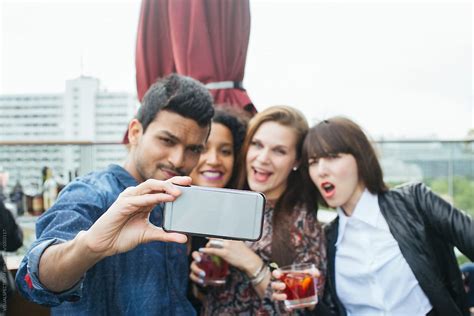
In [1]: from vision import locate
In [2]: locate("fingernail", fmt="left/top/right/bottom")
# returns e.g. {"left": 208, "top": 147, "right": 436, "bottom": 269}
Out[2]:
{"left": 199, "top": 271, "right": 206, "bottom": 277}
{"left": 195, "top": 255, "right": 201, "bottom": 263}
{"left": 198, "top": 278, "right": 204, "bottom": 284}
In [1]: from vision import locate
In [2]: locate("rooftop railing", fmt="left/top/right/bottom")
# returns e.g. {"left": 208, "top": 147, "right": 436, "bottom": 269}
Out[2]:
{"left": 1, "top": 139, "right": 472, "bottom": 265}
{"left": 1, "top": 139, "right": 472, "bottom": 216}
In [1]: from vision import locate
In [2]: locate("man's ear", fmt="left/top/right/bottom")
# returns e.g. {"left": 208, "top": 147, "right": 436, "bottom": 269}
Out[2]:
{"left": 127, "top": 119, "right": 143, "bottom": 145}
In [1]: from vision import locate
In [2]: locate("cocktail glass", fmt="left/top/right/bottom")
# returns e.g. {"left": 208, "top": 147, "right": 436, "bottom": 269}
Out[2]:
{"left": 278, "top": 263, "right": 318, "bottom": 309}
{"left": 197, "top": 252, "right": 229, "bottom": 285}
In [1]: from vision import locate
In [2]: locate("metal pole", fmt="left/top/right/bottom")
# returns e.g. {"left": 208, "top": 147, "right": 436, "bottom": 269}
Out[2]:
{"left": 447, "top": 142, "right": 454, "bottom": 200}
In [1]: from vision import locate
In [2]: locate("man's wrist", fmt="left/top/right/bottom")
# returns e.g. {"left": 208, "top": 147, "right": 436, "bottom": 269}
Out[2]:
{"left": 75, "top": 230, "right": 107, "bottom": 263}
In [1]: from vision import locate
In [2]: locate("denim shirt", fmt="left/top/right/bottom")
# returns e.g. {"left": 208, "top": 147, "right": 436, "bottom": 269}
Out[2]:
{"left": 15, "top": 164, "right": 195, "bottom": 316}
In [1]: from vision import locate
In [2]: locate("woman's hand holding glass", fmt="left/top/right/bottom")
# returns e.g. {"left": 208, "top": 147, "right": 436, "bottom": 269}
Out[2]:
{"left": 271, "top": 265, "right": 321, "bottom": 310}
{"left": 190, "top": 238, "right": 263, "bottom": 286}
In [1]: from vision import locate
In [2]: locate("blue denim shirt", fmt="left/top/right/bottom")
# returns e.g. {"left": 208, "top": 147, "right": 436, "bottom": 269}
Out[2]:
{"left": 15, "top": 164, "right": 195, "bottom": 316}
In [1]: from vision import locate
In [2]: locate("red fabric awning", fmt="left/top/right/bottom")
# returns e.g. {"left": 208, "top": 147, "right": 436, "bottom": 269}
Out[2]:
{"left": 135, "top": 0, "right": 255, "bottom": 113}
{"left": 135, "top": 0, "right": 175, "bottom": 100}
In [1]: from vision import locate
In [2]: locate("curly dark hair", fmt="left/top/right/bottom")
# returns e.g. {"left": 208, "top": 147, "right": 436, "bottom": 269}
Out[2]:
{"left": 212, "top": 108, "right": 248, "bottom": 155}
{"left": 210, "top": 107, "right": 248, "bottom": 188}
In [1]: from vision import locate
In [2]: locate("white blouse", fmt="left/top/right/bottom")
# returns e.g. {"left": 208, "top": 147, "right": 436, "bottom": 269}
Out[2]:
{"left": 335, "top": 189, "right": 432, "bottom": 316}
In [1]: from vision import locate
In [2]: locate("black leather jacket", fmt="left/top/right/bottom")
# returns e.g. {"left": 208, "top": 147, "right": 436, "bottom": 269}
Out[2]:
{"left": 322, "top": 183, "right": 474, "bottom": 316}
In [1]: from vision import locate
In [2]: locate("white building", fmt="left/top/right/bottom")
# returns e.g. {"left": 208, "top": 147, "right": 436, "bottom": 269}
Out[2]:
{"left": 0, "top": 76, "right": 138, "bottom": 192}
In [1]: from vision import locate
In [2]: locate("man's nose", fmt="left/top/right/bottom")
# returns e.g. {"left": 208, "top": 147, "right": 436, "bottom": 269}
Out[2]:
{"left": 168, "top": 148, "right": 185, "bottom": 168}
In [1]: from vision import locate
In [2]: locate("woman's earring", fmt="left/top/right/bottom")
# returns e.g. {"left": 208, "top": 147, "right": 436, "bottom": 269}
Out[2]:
{"left": 292, "top": 166, "right": 298, "bottom": 171}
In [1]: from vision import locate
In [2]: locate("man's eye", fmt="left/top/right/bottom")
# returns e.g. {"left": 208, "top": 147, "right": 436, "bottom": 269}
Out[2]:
{"left": 160, "top": 138, "right": 174, "bottom": 145}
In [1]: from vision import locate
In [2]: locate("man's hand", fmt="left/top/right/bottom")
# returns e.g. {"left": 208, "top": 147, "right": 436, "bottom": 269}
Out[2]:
{"left": 84, "top": 176, "right": 190, "bottom": 258}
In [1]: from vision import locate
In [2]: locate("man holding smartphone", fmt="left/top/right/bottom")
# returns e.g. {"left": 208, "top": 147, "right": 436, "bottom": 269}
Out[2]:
{"left": 15, "top": 74, "right": 214, "bottom": 315}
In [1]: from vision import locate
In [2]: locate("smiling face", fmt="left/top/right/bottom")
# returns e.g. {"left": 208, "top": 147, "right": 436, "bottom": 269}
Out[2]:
{"left": 308, "top": 153, "right": 365, "bottom": 215}
{"left": 190, "top": 122, "right": 235, "bottom": 188}
{"left": 246, "top": 121, "right": 298, "bottom": 201}
{"left": 125, "top": 110, "right": 210, "bottom": 182}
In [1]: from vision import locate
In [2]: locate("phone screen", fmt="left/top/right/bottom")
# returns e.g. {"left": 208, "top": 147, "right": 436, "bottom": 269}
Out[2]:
{"left": 163, "top": 186, "right": 265, "bottom": 241}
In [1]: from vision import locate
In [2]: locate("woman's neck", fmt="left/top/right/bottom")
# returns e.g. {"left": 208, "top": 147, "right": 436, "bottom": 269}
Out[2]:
{"left": 265, "top": 198, "right": 277, "bottom": 209}
{"left": 341, "top": 183, "right": 366, "bottom": 216}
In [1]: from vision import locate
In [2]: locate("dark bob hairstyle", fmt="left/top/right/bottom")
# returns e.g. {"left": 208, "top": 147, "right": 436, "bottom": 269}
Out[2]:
{"left": 302, "top": 116, "right": 388, "bottom": 207}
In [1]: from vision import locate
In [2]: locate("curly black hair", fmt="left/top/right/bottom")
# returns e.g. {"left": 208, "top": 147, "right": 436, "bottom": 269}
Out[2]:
{"left": 212, "top": 108, "right": 248, "bottom": 154}
{"left": 210, "top": 106, "right": 249, "bottom": 188}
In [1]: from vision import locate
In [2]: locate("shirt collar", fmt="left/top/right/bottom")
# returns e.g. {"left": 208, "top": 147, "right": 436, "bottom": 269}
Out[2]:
{"left": 351, "top": 189, "right": 379, "bottom": 227}
{"left": 107, "top": 164, "right": 139, "bottom": 188}
{"left": 335, "top": 189, "right": 379, "bottom": 246}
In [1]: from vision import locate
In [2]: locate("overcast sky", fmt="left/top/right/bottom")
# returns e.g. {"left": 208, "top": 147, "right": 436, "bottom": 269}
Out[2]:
{"left": 1, "top": 0, "right": 472, "bottom": 139}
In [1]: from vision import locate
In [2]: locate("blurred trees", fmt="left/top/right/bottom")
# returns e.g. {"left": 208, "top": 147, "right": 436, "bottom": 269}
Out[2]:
{"left": 387, "top": 177, "right": 474, "bottom": 217}
{"left": 426, "top": 176, "right": 474, "bottom": 216}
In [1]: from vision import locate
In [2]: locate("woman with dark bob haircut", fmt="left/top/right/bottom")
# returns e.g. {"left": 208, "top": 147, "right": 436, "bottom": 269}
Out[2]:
{"left": 272, "top": 116, "right": 474, "bottom": 316}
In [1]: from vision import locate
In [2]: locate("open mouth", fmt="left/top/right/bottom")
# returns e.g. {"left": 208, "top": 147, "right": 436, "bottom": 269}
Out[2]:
{"left": 252, "top": 167, "right": 272, "bottom": 183}
{"left": 321, "top": 182, "right": 335, "bottom": 197}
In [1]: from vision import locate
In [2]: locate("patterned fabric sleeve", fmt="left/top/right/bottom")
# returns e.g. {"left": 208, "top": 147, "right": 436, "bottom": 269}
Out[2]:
{"left": 203, "top": 205, "right": 327, "bottom": 315}
{"left": 287, "top": 209, "right": 327, "bottom": 315}
{"left": 301, "top": 210, "right": 327, "bottom": 298}
{"left": 259, "top": 207, "right": 328, "bottom": 315}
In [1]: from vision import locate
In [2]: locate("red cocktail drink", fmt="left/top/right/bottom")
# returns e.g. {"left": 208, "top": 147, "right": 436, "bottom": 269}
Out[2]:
{"left": 278, "top": 263, "right": 318, "bottom": 309}
{"left": 197, "top": 253, "right": 229, "bottom": 285}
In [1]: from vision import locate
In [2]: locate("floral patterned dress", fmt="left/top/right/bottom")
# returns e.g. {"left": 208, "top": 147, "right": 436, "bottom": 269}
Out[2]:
{"left": 202, "top": 203, "right": 327, "bottom": 315}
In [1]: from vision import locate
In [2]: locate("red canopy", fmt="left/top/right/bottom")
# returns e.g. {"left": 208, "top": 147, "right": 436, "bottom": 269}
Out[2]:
{"left": 135, "top": 0, "right": 255, "bottom": 113}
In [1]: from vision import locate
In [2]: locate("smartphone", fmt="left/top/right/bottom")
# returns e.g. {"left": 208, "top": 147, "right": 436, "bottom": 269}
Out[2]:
{"left": 163, "top": 185, "right": 266, "bottom": 241}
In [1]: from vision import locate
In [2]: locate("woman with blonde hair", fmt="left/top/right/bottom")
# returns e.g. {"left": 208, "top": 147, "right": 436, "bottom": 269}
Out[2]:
{"left": 190, "top": 106, "right": 328, "bottom": 315}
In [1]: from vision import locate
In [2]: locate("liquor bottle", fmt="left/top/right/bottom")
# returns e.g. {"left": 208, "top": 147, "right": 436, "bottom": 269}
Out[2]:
{"left": 31, "top": 182, "right": 44, "bottom": 215}
{"left": 10, "top": 179, "right": 25, "bottom": 216}
{"left": 43, "top": 167, "right": 58, "bottom": 211}
{"left": 42, "top": 166, "right": 48, "bottom": 184}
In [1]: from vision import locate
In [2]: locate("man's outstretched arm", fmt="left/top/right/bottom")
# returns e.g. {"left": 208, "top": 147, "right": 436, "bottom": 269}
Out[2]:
{"left": 38, "top": 177, "right": 190, "bottom": 293}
